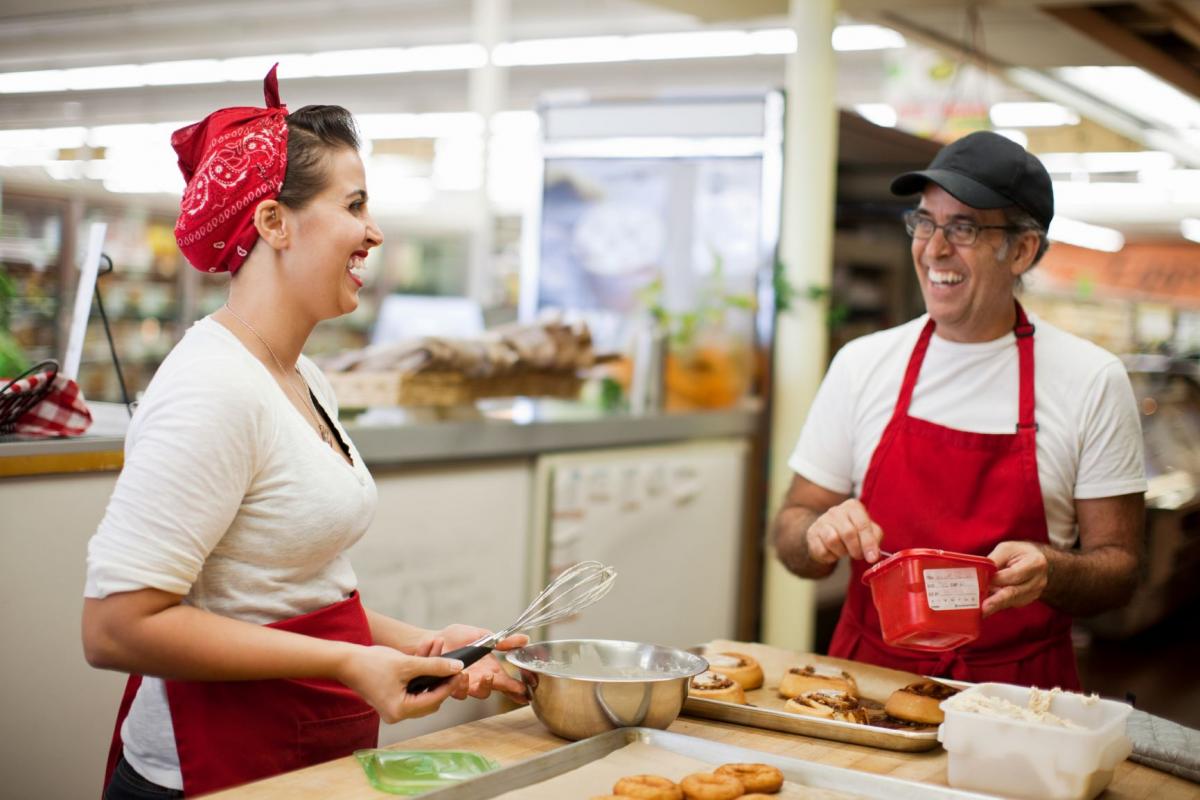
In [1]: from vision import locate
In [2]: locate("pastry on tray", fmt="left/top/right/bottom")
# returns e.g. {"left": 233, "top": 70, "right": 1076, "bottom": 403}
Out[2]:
{"left": 714, "top": 762, "right": 783, "bottom": 794}
{"left": 688, "top": 670, "right": 747, "bottom": 704}
{"left": 778, "top": 664, "right": 858, "bottom": 699}
{"left": 784, "top": 690, "right": 870, "bottom": 725}
{"left": 703, "top": 651, "right": 764, "bottom": 691}
{"left": 884, "top": 679, "right": 959, "bottom": 725}
{"left": 610, "top": 774, "right": 682, "bottom": 799}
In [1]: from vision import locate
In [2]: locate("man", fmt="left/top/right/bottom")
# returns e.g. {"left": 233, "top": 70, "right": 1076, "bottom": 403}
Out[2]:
{"left": 773, "top": 131, "right": 1146, "bottom": 689}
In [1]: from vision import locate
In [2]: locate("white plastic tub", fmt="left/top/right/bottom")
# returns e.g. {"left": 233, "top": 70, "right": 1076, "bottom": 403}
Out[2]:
{"left": 938, "top": 682, "right": 1132, "bottom": 800}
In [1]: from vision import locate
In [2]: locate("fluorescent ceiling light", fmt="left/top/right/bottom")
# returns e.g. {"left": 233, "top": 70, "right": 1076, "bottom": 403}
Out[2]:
{"left": 64, "top": 64, "right": 144, "bottom": 91}
{"left": 308, "top": 44, "right": 486, "bottom": 76}
{"left": 1057, "top": 66, "right": 1200, "bottom": 130}
{"left": 1182, "top": 218, "right": 1200, "bottom": 244}
{"left": 0, "top": 126, "right": 87, "bottom": 148}
{"left": 624, "top": 31, "right": 768, "bottom": 61}
{"left": 1048, "top": 216, "right": 1125, "bottom": 252}
{"left": 990, "top": 102, "right": 1080, "bottom": 128}
{"left": 490, "top": 110, "right": 540, "bottom": 135}
{"left": 0, "top": 24, "right": 896, "bottom": 93}
{"left": 751, "top": 29, "right": 798, "bottom": 54}
{"left": 854, "top": 103, "right": 897, "bottom": 128}
{"left": 1039, "top": 151, "right": 1176, "bottom": 174}
{"left": 0, "top": 69, "right": 68, "bottom": 93}
{"left": 142, "top": 59, "right": 224, "bottom": 86}
{"left": 493, "top": 29, "right": 795, "bottom": 67}
{"left": 493, "top": 36, "right": 626, "bottom": 66}
{"left": 357, "top": 112, "right": 483, "bottom": 140}
{"left": 0, "top": 46, "right": 483, "bottom": 93}
{"left": 832, "top": 24, "right": 905, "bottom": 51}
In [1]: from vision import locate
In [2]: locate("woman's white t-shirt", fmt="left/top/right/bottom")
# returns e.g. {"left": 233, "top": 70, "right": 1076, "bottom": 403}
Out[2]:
{"left": 85, "top": 317, "right": 378, "bottom": 789}
{"left": 788, "top": 312, "right": 1146, "bottom": 549}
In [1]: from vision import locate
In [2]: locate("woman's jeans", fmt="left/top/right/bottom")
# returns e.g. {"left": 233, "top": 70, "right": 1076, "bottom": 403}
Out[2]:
{"left": 103, "top": 756, "right": 184, "bottom": 799}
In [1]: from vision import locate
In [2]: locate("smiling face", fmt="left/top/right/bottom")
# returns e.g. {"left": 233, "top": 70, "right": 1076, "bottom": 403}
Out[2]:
{"left": 912, "top": 184, "right": 1032, "bottom": 343}
{"left": 281, "top": 146, "right": 383, "bottom": 321}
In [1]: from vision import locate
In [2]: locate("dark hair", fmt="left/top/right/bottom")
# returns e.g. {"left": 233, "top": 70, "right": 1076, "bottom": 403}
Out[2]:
{"left": 277, "top": 105, "right": 361, "bottom": 209}
{"left": 1002, "top": 205, "right": 1050, "bottom": 265}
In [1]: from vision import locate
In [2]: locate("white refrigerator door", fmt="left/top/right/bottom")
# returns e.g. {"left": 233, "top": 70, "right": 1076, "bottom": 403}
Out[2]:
{"left": 534, "top": 438, "right": 747, "bottom": 649}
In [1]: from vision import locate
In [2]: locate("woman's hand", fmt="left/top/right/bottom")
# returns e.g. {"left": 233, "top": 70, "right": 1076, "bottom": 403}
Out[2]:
{"left": 337, "top": 638, "right": 468, "bottom": 723}
{"left": 805, "top": 498, "right": 885, "bottom": 565}
{"left": 422, "top": 624, "right": 529, "bottom": 704}
{"left": 983, "top": 541, "right": 1050, "bottom": 617}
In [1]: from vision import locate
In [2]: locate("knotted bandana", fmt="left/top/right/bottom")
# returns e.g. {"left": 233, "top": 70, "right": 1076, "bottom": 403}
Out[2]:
{"left": 172, "top": 65, "right": 289, "bottom": 274}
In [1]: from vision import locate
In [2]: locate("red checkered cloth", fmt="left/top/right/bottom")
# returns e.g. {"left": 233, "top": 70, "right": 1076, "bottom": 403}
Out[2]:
{"left": 1, "top": 368, "right": 92, "bottom": 437}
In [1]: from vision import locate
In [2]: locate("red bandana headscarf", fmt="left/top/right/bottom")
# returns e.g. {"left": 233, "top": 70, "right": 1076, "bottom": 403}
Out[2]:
{"left": 171, "top": 65, "right": 289, "bottom": 274}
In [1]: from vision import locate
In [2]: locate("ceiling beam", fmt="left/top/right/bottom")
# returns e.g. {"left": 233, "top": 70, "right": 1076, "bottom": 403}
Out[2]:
{"left": 629, "top": 0, "right": 786, "bottom": 23}
{"left": 862, "top": 8, "right": 1200, "bottom": 167}
{"left": 1160, "top": 1, "right": 1200, "bottom": 52}
{"left": 1041, "top": 4, "right": 1200, "bottom": 98}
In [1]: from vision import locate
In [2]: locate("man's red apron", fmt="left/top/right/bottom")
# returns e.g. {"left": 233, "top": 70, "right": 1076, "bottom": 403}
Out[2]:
{"left": 828, "top": 303, "right": 1081, "bottom": 690}
{"left": 103, "top": 592, "right": 379, "bottom": 797}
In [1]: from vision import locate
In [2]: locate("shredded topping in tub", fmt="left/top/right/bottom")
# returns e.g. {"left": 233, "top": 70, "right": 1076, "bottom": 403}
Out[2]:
{"left": 944, "top": 688, "right": 1083, "bottom": 728}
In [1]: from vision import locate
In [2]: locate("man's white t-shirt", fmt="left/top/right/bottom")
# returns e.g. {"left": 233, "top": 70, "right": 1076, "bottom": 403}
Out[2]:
{"left": 788, "top": 312, "right": 1146, "bottom": 549}
{"left": 85, "top": 317, "right": 378, "bottom": 789}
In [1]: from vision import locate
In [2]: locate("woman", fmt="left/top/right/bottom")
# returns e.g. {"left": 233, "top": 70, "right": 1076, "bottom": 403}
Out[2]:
{"left": 82, "top": 67, "right": 527, "bottom": 799}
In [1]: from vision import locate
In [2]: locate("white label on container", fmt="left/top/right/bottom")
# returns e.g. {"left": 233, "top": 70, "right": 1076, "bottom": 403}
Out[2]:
{"left": 923, "top": 568, "right": 980, "bottom": 611}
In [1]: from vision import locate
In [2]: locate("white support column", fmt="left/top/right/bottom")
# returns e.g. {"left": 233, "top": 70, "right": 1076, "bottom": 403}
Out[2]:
{"left": 468, "top": 0, "right": 509, "bottom": 307}
{"left": 761, "top": 0, "right": 839, "bottom": 651}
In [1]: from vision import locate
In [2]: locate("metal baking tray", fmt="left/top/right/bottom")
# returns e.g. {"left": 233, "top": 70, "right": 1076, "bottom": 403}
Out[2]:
{"left": 683, "top": 696, "right": 940, "bottom": 752}
{"left": 417, "top": 727, "right": 989, "bottom": 799}
{"left": 681, "top": 642, "right": 944, "bottom": 752}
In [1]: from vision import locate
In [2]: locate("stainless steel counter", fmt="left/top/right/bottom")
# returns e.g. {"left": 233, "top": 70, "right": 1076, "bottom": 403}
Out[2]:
{"left": 0, "top": 399, "right": 762, "bottom": 475}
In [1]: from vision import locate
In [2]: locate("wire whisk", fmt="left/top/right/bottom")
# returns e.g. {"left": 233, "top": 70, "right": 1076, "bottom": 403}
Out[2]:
{"left": 407, "top": 560, "right": 617, "bottom": 694}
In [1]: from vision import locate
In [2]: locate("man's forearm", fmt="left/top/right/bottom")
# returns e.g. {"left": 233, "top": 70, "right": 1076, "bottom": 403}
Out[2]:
{"left": 774, "top": 505, "right": 838, "bottom": 579}
{"left": 1038, "top": 543, "right": 1139, "bottom": 617}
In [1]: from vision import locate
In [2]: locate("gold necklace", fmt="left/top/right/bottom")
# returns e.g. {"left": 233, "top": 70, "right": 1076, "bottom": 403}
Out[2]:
{"left": 223, "top": 303, "right": 334, "bottom": 446}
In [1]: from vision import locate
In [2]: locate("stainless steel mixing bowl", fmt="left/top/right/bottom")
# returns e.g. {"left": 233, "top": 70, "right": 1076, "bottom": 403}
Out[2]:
{"left": 505, "top": 639, "right": 708, "bottom": 740}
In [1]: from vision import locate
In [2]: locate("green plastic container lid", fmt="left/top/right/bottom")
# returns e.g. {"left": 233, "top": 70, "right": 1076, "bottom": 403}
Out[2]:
{"left": 355, "top": 749, "right": 499, "bottom": 795}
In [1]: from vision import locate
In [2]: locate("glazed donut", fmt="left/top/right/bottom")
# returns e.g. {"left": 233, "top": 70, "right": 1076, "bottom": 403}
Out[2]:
{"left": 688, "top": 670, "right": 747, "bottom": 704}
{"left": 784, "top": 690, "right": 870, "bottom": 724}
{"left": 704, "top": 651, "right": 764, "bottom": 691}
{"left": 611, "top": 775, "right": 682, "bottom": 800}
{"left": 741, "top": 795, "right": 782, "bottom": 799}
{"left": 714, "top": 763, "right": 784, "bottom": 794}
{"left": 778, "top": 664, "right": 858, "bottom": 699}
{"left": 679, "top": 772, "right": 744, "bottom": 800}
{"left": 884, "top": 679, "right": 959, "bottom": 725}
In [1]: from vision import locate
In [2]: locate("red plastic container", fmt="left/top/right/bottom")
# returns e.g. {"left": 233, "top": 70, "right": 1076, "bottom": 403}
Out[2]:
{"left": 861, "top": 548, "right": 997, "bottom": 652}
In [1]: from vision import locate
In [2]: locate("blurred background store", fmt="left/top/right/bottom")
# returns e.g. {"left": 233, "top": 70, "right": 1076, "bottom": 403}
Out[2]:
{"left": 2, "top": 1, "right": 1200, "bottom": 796}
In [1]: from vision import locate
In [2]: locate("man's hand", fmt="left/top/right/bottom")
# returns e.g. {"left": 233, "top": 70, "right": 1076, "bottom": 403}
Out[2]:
{"left": 983, "top": 541, "right": 1049, "bottom": 617}
{"left": 805, "top": 498, "right": 885, "bottom": 566}
{"left": 421, "top": 624, "right": 529, "bottom": 704}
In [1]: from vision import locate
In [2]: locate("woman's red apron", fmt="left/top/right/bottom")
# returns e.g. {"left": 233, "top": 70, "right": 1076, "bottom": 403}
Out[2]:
{"left": 102, "top": 592, "right": 379, "bottom": 797}
{"left": 828, "top": 303, "right": 1081, "bottom": 690}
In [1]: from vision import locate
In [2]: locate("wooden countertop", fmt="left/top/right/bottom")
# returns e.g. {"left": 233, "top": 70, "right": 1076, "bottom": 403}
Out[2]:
{"left": 207, "top": 706, "right": 1200, "bottom": 799}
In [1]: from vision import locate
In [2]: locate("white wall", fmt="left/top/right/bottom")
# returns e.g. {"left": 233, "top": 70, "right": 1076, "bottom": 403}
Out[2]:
{"left": 0, "top": 471, "right": 125, "bottom": 800}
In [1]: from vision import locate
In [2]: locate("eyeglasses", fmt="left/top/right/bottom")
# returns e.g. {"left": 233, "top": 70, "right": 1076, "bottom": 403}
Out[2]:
{"left": 904, "top": 210, "right": 1019, "bottom": 246}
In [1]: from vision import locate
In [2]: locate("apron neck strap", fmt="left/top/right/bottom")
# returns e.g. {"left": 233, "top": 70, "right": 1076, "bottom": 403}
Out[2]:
{"left": 1014, "top": 300, "right": 1036, "bottom": 431}
{"left": 894, "top": 300, "right": 1037, "bottom": 429}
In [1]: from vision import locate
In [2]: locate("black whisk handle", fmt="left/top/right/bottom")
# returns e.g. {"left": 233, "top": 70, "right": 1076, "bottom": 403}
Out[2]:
{"left": 406, "top": 644, "right": 494, "bottom": 694}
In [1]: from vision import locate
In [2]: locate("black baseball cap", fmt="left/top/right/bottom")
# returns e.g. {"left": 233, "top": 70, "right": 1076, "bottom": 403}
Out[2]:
{"left": 891, "top": 130, "right": 1053, "bottom": 230}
